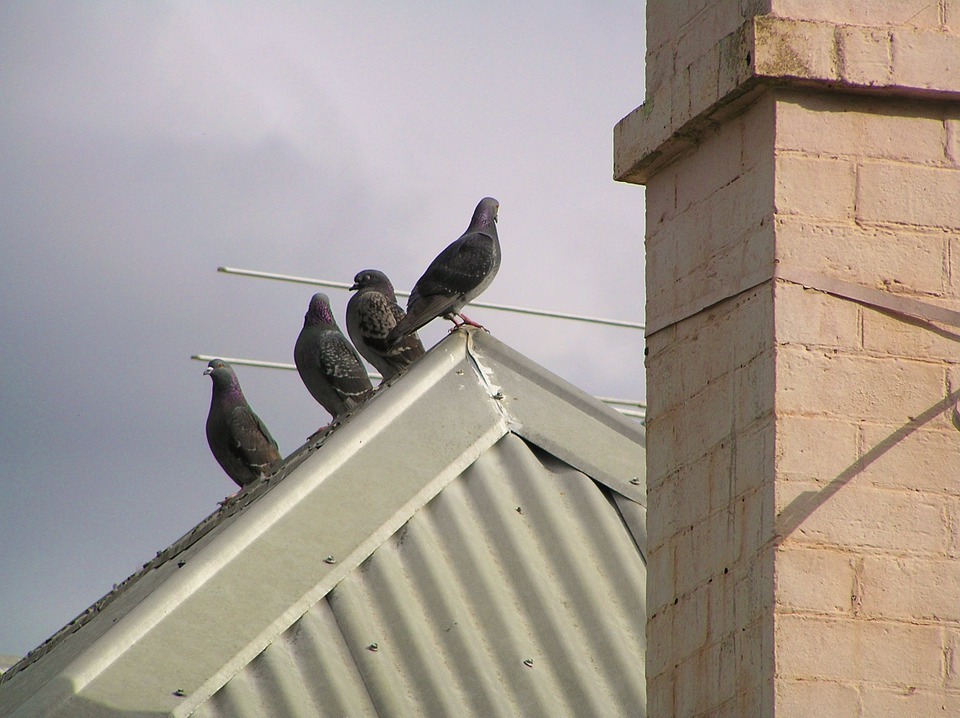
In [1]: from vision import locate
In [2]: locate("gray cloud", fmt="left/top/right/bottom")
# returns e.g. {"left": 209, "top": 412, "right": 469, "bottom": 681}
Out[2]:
{"left": 0, "top": 2, "right": 646, "bottom": 656}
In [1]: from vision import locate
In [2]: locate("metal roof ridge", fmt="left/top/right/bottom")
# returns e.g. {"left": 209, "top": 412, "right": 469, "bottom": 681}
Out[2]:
{"left": 0, "top": 329, "right": 645, "bottom": 717}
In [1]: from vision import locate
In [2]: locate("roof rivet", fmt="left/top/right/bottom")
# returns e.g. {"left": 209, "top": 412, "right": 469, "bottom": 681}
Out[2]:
{"left": 173, "top": 689, "right": 186, "bottom": 697}
{"left": 493, "top": 391, "right": 504, "bottom": 400}
{"left": 324, "top": 555, "right": 337, "bottom": 564}
{"left": 522, "top": 658, "right": 534, "bottom": 668}
{"left": 629, "top": 477, "right": 641, "bottom": 485}
{"left": 368, "top": 642, "right": 379, "bottom": 652}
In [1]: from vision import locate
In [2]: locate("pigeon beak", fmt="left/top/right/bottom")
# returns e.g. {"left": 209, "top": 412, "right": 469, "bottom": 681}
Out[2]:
{"left": 203, "top": 367, "right": 213, "bottom": 376}
{"left": 349, "top": 282, "right": 360, "bottom": 291}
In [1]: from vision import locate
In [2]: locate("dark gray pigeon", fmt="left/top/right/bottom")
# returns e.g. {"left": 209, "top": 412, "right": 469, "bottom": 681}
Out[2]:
{"left": 347, "top": 269, "right": 426, "bottom": 380}
{"left": 386, "top": 197, "right": 500, "bottom": 344}
{"left": 295, "top": 293, "right": 374, "bottom": 425}
{"left": 204, "top": 359, "right": 282, "bottom": 490}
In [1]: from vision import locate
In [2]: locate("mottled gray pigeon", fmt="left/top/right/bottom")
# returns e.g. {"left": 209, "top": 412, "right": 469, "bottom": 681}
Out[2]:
{"left": 347, "top": 269, "right": 426, "bottom": 380}
{"left": 295, "top": 293, "right": 374, "bottom": 424}
{"left": 204, "top": 359, "right": 282, "bottom": 490}
{"left": 386, "top": 197, "right": 500, "bottom": 344}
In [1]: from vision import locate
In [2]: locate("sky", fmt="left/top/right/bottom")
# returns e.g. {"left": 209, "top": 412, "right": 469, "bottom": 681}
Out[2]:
{"left": 0, "top": 2, "right": 646, "bottom": 659}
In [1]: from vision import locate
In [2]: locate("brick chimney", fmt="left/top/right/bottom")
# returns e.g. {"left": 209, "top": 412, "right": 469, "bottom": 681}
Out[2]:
{"left": 616, "top": 2, "right": 960, "bottom": 715}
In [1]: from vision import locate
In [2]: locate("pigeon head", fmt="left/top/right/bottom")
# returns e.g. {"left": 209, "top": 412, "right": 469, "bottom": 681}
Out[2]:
{"left": 204, "top": 359, "right": 242, "bottom": 392}
{"left": 304, "top": 293, "right": 336, "bottom": 326}
{"left": 351, "top": 269, "right": 394, "bottom": 293}
{"left": 470, "top": 197, "right": 499, "bottom": 230}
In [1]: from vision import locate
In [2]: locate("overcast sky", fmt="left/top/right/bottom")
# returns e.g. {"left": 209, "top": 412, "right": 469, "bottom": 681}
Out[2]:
{"left": 0, "top": 2, "right": 647, "bottom": 658}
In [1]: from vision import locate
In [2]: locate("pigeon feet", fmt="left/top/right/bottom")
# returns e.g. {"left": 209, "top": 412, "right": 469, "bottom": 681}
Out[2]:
{"left": 446, "top": 313, "right": 489, "bottom": 333}
{"left": 307, "top": 423, "right": 333, "bottom": 441}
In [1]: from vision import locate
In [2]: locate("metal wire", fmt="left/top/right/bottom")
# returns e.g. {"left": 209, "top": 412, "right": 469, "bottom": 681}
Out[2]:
{"left": 218, "top": 266, "right": 646, "bottom": 331}
{"left": 191, "top": 354, "right": 645, "bottom": 418}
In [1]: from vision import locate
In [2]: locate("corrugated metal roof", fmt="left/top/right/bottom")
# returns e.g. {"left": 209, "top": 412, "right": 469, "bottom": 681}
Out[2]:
{"left": 0, "top": 329, "right": 645, "bottom": 717}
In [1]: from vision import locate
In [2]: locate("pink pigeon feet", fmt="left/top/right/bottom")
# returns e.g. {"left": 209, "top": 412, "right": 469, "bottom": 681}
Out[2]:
{"left": 446, "top": 313, "right": 490, "bottom": 333}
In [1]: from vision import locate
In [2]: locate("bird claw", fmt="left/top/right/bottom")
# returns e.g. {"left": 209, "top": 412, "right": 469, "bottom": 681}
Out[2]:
{"left": 307, "top": 423, "right": 333, "bottom": 441}
{"left": 447, "top": 313, "right": 488, "bottom": 333}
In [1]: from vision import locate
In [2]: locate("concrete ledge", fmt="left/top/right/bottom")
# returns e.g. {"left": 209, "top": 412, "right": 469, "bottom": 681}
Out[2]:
{"left": 615, "top": 15, "right": 960, "bottom": 184}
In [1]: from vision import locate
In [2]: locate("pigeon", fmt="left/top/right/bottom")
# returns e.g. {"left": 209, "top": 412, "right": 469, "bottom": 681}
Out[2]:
{"left": 204, "top": 359, "right": 282, "bottom": 491}
{"left": 294, "top": 293, "right": 374, "bottom": 426}
{"left": 386, "top": 197, "right": 500, "bottom": 344}
{"left": 347, "top": 269, "right": 426, "bottom": 380}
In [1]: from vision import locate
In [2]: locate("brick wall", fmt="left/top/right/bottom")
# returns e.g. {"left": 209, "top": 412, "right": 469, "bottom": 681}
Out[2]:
{"left": 773, "top": 88, "right": 960, "bottom": 715}
{"left": 620, "top": 1, "right": 960, "bottom": 715}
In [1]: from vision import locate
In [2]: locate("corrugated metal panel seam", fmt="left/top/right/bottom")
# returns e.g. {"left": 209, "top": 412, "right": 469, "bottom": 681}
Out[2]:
{"left": 197, "top": 433, "right": 646, "bottom": 718}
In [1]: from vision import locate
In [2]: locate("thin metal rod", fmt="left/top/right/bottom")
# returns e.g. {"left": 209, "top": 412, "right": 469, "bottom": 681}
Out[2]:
{"left": 191, "top": 354, "right": 644, "bottom": 414}
{"left": 192, "top": 354, "right": 382, "bottom": 382}
{"left": 594, "top": 395, "right": 646, "bottom": 408}
{"left": 218, "top": 266, "right": 646, "bottom": 331}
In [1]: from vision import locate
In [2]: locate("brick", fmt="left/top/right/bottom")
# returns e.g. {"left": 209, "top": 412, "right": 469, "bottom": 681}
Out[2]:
{"left": 735, "top": 349, "right": 775, "bottom": 428}
{"left": 708, "top": 161, "right": 775, "bottom": 248}
{"left": 675, "top": 317, "right": 737, "bottom": 401}
{"left": 770, "top": 0, "right": 941, "bottom": 28}
{"left": 776, "top": 346, "right": 945, "bottom": 422}
{"left": 858, "top": 161, "right": 960, "bottom": 228}
{"left": 707, "top": 570, "right": 736, "bottom": 643}
{"left": 861, "top": 297, "right": 959, "bottom": 361}
{"left": 948, "top": 119, "right": 960, "bottom": 167}
{"left": 733, "top": 420, "right": 773, "bottom": 499}
{"left": 675, "top": 0, "right": 743, "bottom": 74}
{"left": 858, "top": 423, "right": 960, "bottom": 495}
{"left": 676, "top": 645, "right": 721, "bottom": 717}
{"left": 776, "top": 679, "right": 860, "bottom": 718}
{"left": 646, "top": 601, "right": 674, "bottom": 679}
{"left": 647, "top": 460, "right": 712, "bottom": 543}
{"left": 729, "top": 284, "right": 775, "bottom": 366}
{"left": 861, "top": 688, "right": 960, "bottom": 717}
{"left": 647, "top": 541, "right": 676, "bottom": 615}
{"left": 754, "top": 16, "right": 839, "bottom": 81}
{"left": 688, "top": 41, "right": 721, "bottom": 115}
{"left": 776, "top": 92, "right": 945, "bottom": 164}
{"left": 674, "top": 457, "right": 714, "bottom": 531}
{"left": 737, "top": 485, "right": 775, "bottom": 561}
{"left": 674, "top": 585, "right": 710, "bottom": 660}
{"left": 645, "top": 168, "right": 676, "bottom": 229}
{"left": 734, "top": 548, "right": 775, "bottom": 630}
{"left": 861, "top": 555, "right": 960, "bottom": 622}
{"left": 775, "top": 217, "right": 948, "bottom": 295}
{"left": 775, "top": 154, "right": 856, "bottom": 219}
{"left": 893, "top": 27, "right": 960, "bottom": 94}
{"left": 646, "top": 202, "right": 708, "bottom": 289}
{"left": 776, "top": 415, "right": 858, "bottom": 482}
{"left": 645, "top": 406, "right": 680, "bottom": 491}
{"left": 775, "top": 481, "right": 949, "bottom": 554}
{"left": 946, "top": 626, "right": 960, "bottom": 689}
{"left": 838, "top": 26, "right": 893, "bottom": 86}
{"left": 645, "top": 41, "right": 672, "bottom": 98}
{"left": 646, "top": 667, "right": 674, "bottom": 718}
{"left": 671, "top": 64, "right": 692, "bottom": 133}
{"left": 776, "top": 546, "right": 857, "bottom": 614}
{"left": 776, "top": 615, "right": 945, "bottom": 687}
{"left": 948, "top": 497, "right": 960, "bottom": 559}
{"left": 675, "top": 116, "right": 744, "bottom": 214}
{"left": 676, "top": 510, "right": 737, "bottom": 596}
{"left": 741, "top": 93, "right": 776, "bottom": 175}
{"left": 735, "top": 615, "right": 775, "bottom": 692}
{"left": 774, "top": 281, "right": 861, "bottom": 350}
{"left": 702, "top": 437, "right": 736, "bottom": 514}
{"left": 673, "top": 373, "right": 735, "bottom": 466}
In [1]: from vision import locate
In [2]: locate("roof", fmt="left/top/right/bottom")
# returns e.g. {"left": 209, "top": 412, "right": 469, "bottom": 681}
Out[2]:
{"left": 0, "top": 329, "right": 646, "bottom": 717}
